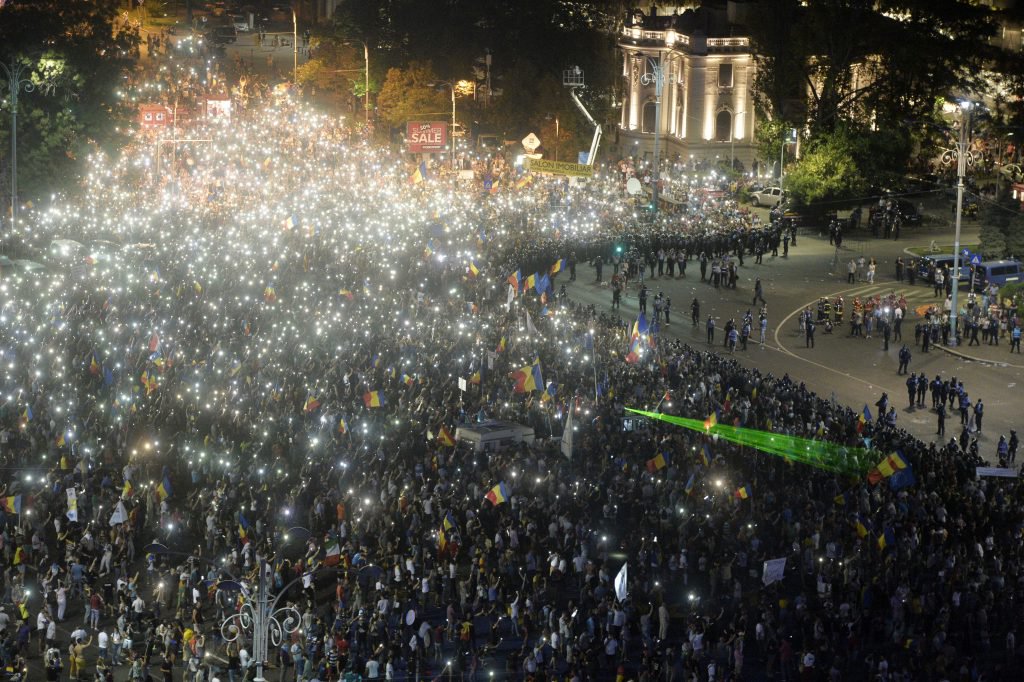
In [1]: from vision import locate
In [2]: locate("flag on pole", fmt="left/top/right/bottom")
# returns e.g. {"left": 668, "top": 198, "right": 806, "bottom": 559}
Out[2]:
{"left": 410, "top": 161, "right": 427, "bottom": 185}
{"left": 734, "top": 485, "right": 750, "bottom": 500}
{"left": 0, "top": 496, "right": 22, "bottom": 515}
{"left": 484, "top": 482, "right": 510, "bottom": 506}
{"left": 646, "top": 453, "right": 667, "bottom": 473}
{"left": 437, "top": 425, "right": 456, "bottom": 447}
{"left": 156, "top": 477, "right": 172, "bottom": 502}
{"left": 614, "top": 563, "right": 628, "bottom": 602}
{"left": 363, "top": 391, "right": 385, "bottom": 408}
{"left": 66, "top": 488, "right": 78, "bottom": 522}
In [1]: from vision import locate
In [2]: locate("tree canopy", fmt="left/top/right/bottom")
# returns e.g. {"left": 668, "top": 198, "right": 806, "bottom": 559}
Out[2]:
{"left": 0, "top": 0, "right": 138, "bottom": 199}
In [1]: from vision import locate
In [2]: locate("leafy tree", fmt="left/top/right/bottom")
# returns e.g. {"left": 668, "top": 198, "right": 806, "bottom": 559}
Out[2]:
{"left": 755, "top": 119, "right": 789, "bottom": 172}
{"left": 783, "top": 128, "right": 867, "bottom": 206}
{"left": 376, "top": 62, "right": 448, "bottom": 130}
{"left": 0, "top": 0, "right": 138, "bottom": 199}
{"left": 979, "top": 222, "right": 1008, "bottom": 259}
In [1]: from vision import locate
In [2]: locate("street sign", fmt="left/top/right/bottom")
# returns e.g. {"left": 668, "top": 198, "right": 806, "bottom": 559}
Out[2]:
{"left": 406, "top": 121, "right": 448, "bottom": 153}
{"left": 961, "top": 248, "right": 971, "bottom": 259}
{"left": 522, "top": 133, "right": 541, "bottom": 153}
{"left": 970, "top": 254, "right": 983, "bottom": 266}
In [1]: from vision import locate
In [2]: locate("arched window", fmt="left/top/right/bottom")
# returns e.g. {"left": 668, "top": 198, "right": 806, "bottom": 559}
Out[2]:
{"left": 715, "top": 110, "right": 732, "bottom": 142}
{"left": 642, "top": 101, "right": 658, "bottom": 134}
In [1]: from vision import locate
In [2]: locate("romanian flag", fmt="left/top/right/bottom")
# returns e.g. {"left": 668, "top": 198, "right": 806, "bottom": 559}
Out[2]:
{"left": 734, "top": 486, "right": 750, "bottom": 500}
{"left": 89, "top": 354, "right": 101, "bottom": 376}
{"left": 469, "top": 371, "right": 481, "bottom": 385}
{"left": 238, "top": 513, "right": 251, "bottom": 543}
{"left": 303, "top": 393, "right": 321, "bottom": 413}
{"left": 423, "top": 240, "right": 435, "bottom": 260}
{"left": 122, "top": 480, "right": 134, "bottom": 499}
{"left": 282, "top": 214, "right": 299, "bottom": 230}
{"left": 867, "top": 451, "right": 908, "bottom": 484}
{"left": 468, "top": 260, "right": 481, "bottom": 277}
{"left": 484, "top": 482, "right": 510, "bottom": 506}
{"left": 156, "top": 477, "right": 172, "bottom": 502}
{"left": 496, "top": 336, "right": 507, "bottom": 353}
{"left": 140, "top": 370, "right": 158, "bottom": 395}
{"left": 363, "top": 391, "right": 385, "bottom": 408}
{"left": 705, "top": 410, "right": 719, "bottom": 430}
{"left": 411, "top": 161, "right": 427, "bottom": 185}
{"left": 507, "top": 270, "right": 523, "bottom": 292}
{"left": 0, "top": 496, "right": 22, "bottom": 515}
{"left": 700, "top": 443, "right": 712, "bottom": 468}
{"left": 515, "top": 174, "right": 533, "bottom": 190}
{"left": 684, "top": 473, "right": 696, "bottom": 496}
{"left": 402, "top": 374, "right": 415, "bottom": 387}
{"left": 339, "top": 288, "right": 355, "bottom": 301}
{"left": 857, "top": 404, "right": 871, "bottom": 433}
{"left": 56, "top": 433, "right": 66, "bottom": 448}
{"left": 876, "top": 527, "right": 895, "bottom": 551}
{"left": 263, "top": 285, "right": 277, "bottom": 303}
{"left": 645, "top": 453, "right": 667, "bottom": 473}
{"left": 525, "top": 273, "right": 537, "bottom": 293}
{"left": 437, "top": 425, "right": 456, "bottom": 447}
{"left": 550, "top": 259, "right": 565, "bottom": 275}
{"left": 338, "top": 416, "right": 348, "bottom": 434}
{"left": 21, "top": 406, "right": 32, "bottom": 423}
{"left": 12, "top": 547, "right": 24, "bottom": 565}
{"left": 511, "top": 358, "right": 543, "bottom": 394}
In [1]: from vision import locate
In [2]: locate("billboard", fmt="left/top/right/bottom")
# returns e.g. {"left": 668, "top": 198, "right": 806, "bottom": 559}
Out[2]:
{"left": 525, "top": 158, "right": 594, "bottom": 178}
{"left": 406, "top": 121, "right": 448, "bottom": 153}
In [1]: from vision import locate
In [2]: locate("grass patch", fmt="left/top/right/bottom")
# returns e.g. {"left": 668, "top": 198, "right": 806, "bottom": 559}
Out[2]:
{"left": 906, "top": 243, "right": 980, "bottom": 257}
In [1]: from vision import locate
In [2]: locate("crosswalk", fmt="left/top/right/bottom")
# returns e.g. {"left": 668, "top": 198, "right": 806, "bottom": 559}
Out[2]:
{"left": 812, "top": 281, "right": 955, "bottom": 321}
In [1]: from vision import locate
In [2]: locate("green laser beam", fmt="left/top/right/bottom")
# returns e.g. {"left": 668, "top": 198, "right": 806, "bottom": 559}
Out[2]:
{"left": 626, "top": 408, "right": 874, "bottom": 476}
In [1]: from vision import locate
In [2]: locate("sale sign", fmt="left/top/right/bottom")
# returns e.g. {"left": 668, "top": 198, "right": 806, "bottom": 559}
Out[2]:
{"left": 406, "top": 121, "right": 448, "bottom": 153}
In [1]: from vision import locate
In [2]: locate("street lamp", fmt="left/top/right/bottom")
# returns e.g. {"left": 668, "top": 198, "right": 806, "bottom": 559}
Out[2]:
{"left": 640, "top": 54, "right": 665, "bottom": 214}
{"left": 342, "top": 40, "right": 370, "bottom": 124}
{"left": 1, "top": 58, "right": 35, "bottom": 236}
{"left": 292, "top": 9, "right": 298, "bottom": 85}
{"left": 949, "top": 101, "right": 975, "bottom": 347}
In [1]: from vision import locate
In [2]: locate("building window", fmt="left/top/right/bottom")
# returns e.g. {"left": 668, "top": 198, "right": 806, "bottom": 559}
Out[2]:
{"left": 642, "top": 101, "right": 657, "bottom": 134}
{"left": 718, "top": 63, "right": 733, "bottom": 88}
{"left": 715, "top": 110, "right": 731, "bottom": 142}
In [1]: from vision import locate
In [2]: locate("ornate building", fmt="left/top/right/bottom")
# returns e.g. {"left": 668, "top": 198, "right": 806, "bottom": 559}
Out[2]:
{"left": 618, "top": 2, "right": 757, "bottom": 168}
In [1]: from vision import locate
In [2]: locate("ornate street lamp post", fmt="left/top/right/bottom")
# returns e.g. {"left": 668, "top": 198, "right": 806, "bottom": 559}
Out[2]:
{"left": 1, "top": 59, "right": 34, "bottom": 236}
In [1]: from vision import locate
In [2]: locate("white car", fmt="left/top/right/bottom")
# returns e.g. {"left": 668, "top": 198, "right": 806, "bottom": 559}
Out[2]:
{"left": 750, "top": 186, "right": 785, "bottom": 208}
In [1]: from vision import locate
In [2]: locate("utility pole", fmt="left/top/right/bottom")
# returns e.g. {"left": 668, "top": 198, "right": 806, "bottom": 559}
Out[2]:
{"left": 640, "top": 53, "right": 665, "bottom": 213}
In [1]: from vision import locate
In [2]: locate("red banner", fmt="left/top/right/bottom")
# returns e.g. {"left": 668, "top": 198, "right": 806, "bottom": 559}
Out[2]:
{"left": 406, "top": 121, "right": 448, "bottom": 153}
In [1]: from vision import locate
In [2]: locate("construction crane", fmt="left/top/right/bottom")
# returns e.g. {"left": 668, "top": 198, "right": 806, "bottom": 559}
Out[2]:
{"left": 563, "top": 66, "right": 601, "bottom": 166}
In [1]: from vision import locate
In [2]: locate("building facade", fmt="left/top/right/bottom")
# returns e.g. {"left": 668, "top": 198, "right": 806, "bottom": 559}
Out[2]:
{"left": 617, "top": 6, "right": 757, "bottom": 169}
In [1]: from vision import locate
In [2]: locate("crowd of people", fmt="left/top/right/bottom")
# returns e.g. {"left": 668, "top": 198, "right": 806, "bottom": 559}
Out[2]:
{"left": 1, "top": 83, "right": 1023, "bottom": 682}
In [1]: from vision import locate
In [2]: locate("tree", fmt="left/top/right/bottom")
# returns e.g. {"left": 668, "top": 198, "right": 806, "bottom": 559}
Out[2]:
{"left": 749, "top": 0, "right": 1007, "bottom": 138}
{"left": 783, "top": 129, "right": 867, "bottom": 207}
{"left": 376, "top": 62, "right": 448, "bottom": 130}
{"left": 0, "top": 0, "right": 138, "bottom": 199}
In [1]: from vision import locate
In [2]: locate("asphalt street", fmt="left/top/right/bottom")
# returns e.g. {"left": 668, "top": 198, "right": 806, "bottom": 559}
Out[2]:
{"left": 563, "top": 218, "right": 1023, "bottom": 457}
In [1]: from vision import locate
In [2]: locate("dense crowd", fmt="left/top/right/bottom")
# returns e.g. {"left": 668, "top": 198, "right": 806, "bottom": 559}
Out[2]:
{"left": 0, "top": 92, "right": 1021, "bottom": 682}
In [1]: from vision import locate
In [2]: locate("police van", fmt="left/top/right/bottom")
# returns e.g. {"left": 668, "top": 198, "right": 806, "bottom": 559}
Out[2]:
{"left": 972, "top": 259, "right": 1023, "bottom": 291}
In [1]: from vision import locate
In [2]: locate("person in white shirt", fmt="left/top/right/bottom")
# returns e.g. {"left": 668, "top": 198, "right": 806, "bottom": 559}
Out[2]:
{"left": 365, "top": 656, "right": 380, "bottom": 679}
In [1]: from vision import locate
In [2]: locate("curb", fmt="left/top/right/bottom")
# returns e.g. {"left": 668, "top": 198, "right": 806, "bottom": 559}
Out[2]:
{"left": 934, "top": 342, "right": 1024, "bottom": 369}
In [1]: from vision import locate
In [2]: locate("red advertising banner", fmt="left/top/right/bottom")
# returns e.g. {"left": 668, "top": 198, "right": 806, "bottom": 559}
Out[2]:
{"left": 406, "top": 121, "right": 448, "bottom": 153}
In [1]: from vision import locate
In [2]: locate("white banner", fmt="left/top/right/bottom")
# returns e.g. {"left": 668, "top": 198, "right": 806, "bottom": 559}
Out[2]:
{"left": 762, "top": 557, "right": 787, "bottom": 586}
{"left": 109, "top": 500, "right": 128, "bottom": 527}
{"left": 66, "top": 488, "right": 78, "bottom": 523}
{"left": 614, "top": 562, "right": 628, "bottom": 602}
{"left": 560, "top": 407, "right": 574, "bottom": 459}
{"left": 506, "top": 284, "right": 515, "bottom": 311}
{"left": 976, "top": 467, "right": 1018, "bottom": 478}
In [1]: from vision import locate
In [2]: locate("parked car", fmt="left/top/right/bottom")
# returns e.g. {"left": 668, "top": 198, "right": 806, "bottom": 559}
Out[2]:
{"left": 231, "top": 15, "right": 251, "bottom": 31}
{"left": 750, "top": 186, "right": 785, "bottom": 208}
{"left": 915, "top": 254, "right": 970, "bottom": 283}
{"left": 211, "top": 25, "right": 237, "bottom": 44}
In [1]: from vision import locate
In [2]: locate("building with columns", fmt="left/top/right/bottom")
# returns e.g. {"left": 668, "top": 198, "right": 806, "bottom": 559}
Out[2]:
{"left": 618, "top": 2, "right": 757, "bottom": 169}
